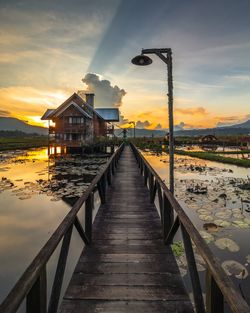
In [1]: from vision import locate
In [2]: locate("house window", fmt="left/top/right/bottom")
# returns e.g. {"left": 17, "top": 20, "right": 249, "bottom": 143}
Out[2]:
{"left": 68, "top": 117, "right": 84, "bottom": 124}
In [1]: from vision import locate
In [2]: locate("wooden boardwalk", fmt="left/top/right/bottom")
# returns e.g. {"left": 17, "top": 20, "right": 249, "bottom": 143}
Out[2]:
{"left": 59, "top": 146, "right": 193, "bottom": 313}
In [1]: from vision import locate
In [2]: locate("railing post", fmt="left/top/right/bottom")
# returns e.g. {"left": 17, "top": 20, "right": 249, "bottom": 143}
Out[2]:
{"left": 206, "top": 270, "right": 224, "bottom": 313}
{"left": 181, "top": 224, "right": 206, "bottom": 313}
{"left": 27, "top": 266, "right": 47, "bottom": 313}
{"left": 165, "top": 216, "right": 180, "bottom": 244}
{"left": 97, "top": 176, "right": 106, "bottom": 204}
{"left": 111, "top": 159, "right": 115, "bottom": 175}
{"left": 157, "top": 183, "right": 163, "bottom": 220}
{"left": 149, "top": 172, "right": 154, "bottom": 195}
{"left": 107, "top": 165, "right": 112, "bottom": 185}
{"left": 162, "top": 194, "right": 174, "bottom": 242}
{"left": 150, "top": 180, "right": 157, "bottom": 203}
{"left": 85, "top": 192, "right": 94, "bottom": 242}
{"left": 144, "top": 165, "right": 148, "bottom": 186}
{"left": 48, "top": 224, "right": 73, "bottom": 313}
{"left": 140, "top": 158, "right": 143, "bottom": 174}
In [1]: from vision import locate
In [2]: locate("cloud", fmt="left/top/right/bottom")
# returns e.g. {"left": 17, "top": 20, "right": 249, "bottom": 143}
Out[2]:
{"left": 174, "top": 122, "right": 186, "bottom": 130}
{"left": 0, "top": 109, "right": 10, "bottom": 117}
{"left": 155, "top": 123, "right": 162, "bottom": 130}
{"left": 82, "top": 73, "right": 126, "bottom": 108}
{"left": 175, "top": 107, "right": 208, "bottom": 116}
{"left": 136, "top": 120, "right": 151, "bottom": 129}
{"left": 118, "top": 113, "right": 129, "bottom": 126}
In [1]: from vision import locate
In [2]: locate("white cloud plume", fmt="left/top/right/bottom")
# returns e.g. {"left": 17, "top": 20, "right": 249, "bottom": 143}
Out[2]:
{"left": 82, "top": 73, "right": 126, "bottom": 108}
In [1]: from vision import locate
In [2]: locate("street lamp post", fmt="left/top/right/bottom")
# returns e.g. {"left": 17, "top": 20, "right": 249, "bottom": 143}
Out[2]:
{"left": 129, "top": 121, "right": 136, "bottom": 138}
{"left": 131, "top": 48, "right": 174, "bottom": 194}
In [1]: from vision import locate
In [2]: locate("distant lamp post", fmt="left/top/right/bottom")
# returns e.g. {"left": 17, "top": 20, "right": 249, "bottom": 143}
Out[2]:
{"left": 131, "top": 48, "right": 174, "bottom": 194}
{"left": 129, "top": 121, "right": 136, "bottom": 138}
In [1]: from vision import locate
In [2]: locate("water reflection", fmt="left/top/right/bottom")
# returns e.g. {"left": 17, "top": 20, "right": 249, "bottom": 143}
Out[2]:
{"left": 0, "top": 147, "right": 107, "bottom": 303}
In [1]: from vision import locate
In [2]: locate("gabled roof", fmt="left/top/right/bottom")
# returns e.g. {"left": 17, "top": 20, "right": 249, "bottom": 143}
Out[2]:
{"left": 53, "top": 101, "right": 92, "bottom": 119}
{"left": 95, "top": 108, "right": 119, "bottom": 122}
{"left": 40, "top": 92, "right": 119, "bottom": 122}
{"left": 41, "top": 93, "right": 92, "bottom": 120}
{"left": 41, "top": 109, "right": 55, "bottom": 120}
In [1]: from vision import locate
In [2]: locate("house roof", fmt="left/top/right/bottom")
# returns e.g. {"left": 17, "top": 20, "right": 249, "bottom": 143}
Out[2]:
{"left": 40, "top": 93, "right": 119, "bottom": 122}
{"left": 53, "top": 101, "right": 92, "bottom": 119}
{"left": 41, "top": 109, "right": 55, "bottom": 120}
{"left": 95, "top": 108, "right": 119, "bottom": 122}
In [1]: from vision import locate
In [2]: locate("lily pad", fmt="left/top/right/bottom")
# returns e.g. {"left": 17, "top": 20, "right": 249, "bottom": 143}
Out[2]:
{"left": 197, "top": 209, "right": 211, "bottom": 214}
{"left": 214, "top": 238, "right": 240, "bottom": 252}
{"left": 199, "top": 214, "right": 214, "bottom": 222}
{"left": 215, "top": 211, "right": 232, "bottom": 219}
{"left": 222, "top": 260, "right": 248, "bottom": 279}
{"left": 214, "top": 219, "right": 231, "bottom": 227}
{"left": 232, "top": 220, "right": 249, "bottom": 228}
{"left": 244, "top": 218, "right": 250, "bottom": 225}
{"left": 232, "top": 213, "right": 244, "bottom": 219}
{"left": 199, "top": 231, "right": 214, "bottom": 243}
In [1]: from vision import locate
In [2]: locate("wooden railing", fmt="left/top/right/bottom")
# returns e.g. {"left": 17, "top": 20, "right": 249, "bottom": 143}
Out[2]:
{"left": 130, "top": 143, "right": 250, "bottom": 313}
{"left": 0, "top": 143, "right": 124, "bottom": 313}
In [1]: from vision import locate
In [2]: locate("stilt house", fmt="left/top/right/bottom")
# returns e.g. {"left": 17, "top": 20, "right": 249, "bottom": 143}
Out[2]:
{"left": 41, "top": 92, "right": 119, "bottom": 148}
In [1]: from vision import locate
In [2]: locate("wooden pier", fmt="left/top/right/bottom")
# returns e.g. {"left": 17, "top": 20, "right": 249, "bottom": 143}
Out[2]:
{"left": 1, "top": 143, "right": 250, "bottom": 313}
{"left": 59, "top": 145, "right": 193, "bottom": 313}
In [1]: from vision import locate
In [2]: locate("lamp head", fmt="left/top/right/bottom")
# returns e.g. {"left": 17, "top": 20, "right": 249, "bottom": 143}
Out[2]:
{"left": 131, "top": 54, "right": 152, "bottom": 66}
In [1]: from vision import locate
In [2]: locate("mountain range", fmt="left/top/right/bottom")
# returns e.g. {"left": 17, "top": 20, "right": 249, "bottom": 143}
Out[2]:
{"left": 115, "top": 119, "right": 250, "bottom": 137}
{"left": 0, "top": 117, "right": 249, "bottom": 137}
{"left": 0, "top": 117, "right": 48, "bottom": 135}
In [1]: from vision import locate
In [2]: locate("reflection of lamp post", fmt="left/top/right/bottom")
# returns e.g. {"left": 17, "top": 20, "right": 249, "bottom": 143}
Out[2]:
{"left": 129, "top": 121, "right": 136, "bottom": 138}
{"left": 131, "top": 48, "right": 174, "bottom": 194}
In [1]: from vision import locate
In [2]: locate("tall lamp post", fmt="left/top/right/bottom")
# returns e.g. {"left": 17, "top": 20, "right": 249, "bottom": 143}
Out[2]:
{"left": 131, "top": 48, "right": 174, "bottom": 194}
{"left": 129, "top": 121, "right": 136, "bottom": 138}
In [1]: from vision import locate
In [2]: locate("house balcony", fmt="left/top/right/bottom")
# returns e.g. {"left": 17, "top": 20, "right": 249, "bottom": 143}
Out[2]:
{"left": 55, "top": 125, "right": 87, "bottom": 133}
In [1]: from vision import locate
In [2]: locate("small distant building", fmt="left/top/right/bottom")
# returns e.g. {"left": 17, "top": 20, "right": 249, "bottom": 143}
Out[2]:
{"left": 241, "top": 136, "right": 250, "bottom": 149}
{"left": 199, "top": 135, "right": 218, "bottom": 143}
{"left": 41, "top": 92, "right": 119, "bottom": 150}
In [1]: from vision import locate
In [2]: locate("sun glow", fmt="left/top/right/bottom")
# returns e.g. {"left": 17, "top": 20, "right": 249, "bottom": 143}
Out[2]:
{"left": 24, "top": 116, "right": 48, "bottom": 127}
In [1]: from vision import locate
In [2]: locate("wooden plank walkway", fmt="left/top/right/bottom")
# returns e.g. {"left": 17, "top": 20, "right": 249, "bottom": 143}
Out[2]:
{"left": 59, "top": 145, "right": 194, "bottom": 313}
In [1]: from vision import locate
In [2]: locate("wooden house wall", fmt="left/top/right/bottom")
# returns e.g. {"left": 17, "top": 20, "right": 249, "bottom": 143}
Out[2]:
{"left": 52, "top": 105, "right": 93, "bottom": 142}
{"left": 93, "top": 114, "right": 107, "bottom": 137}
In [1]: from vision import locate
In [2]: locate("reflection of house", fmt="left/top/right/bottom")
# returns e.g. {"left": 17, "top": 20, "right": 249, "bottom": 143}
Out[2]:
{"left": 41, "top": 93, "right": 119, "bottom": 149}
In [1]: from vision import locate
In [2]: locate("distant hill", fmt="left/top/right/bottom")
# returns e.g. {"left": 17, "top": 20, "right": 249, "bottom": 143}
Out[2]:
{"left": 1, "top": 116, "right": 249, "bottom": 138}
{"left": 229, "top": 119, "right": 250, "bottom": 129}
{"left": 0, "top": 117, "right": 47, "bottom": 135}
{"left": 174, "top": 120, "right": 250, "bottom": 137}
{"left": 115, "top": 120, "right": 250, "bottom": 138}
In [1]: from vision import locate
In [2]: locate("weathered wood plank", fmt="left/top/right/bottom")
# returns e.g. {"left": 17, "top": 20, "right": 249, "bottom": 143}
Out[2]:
{"left": 59, "top": 300, "right": 194, "bottom": 313}
{"left": 69, "top": 272, "right": 185, "bottom": 287}
{"left": 64, "top": 285, "right": 190, "bottom": 301}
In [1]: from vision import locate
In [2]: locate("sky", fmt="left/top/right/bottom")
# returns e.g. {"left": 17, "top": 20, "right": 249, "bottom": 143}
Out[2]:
{"left": 0, "top": 0, "right": 250, "bottom": 130}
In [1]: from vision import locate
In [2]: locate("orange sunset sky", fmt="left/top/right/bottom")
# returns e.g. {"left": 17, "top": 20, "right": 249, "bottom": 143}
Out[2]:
{"left": 0, "top": 0, "right": 250, "bottom": 130}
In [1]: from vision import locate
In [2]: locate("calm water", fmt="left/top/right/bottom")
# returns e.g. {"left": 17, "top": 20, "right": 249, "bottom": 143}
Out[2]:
{"left": 1, "top": 147, "right": 250, "bottom": 309}
{"left": 142, "top": 150, "right": 250, "bottom": 306}
{"left": 0, "top": 148, "right": 106, "bottom": 304}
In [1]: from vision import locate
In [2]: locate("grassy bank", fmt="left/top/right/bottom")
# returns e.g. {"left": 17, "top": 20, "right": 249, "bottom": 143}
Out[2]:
{"left": 212, "top": 150, "right": 250, "bottom": 154}
{"left": 0, "top": 136, "right": 48, "bottom": 151}
{"left": 175, "top": 150, "right": 250, "bottom": 168}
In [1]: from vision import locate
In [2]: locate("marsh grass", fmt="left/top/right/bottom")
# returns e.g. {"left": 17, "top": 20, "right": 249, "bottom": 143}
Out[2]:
{"left": 0, "top": 136, "right": 48, "bottom": 151}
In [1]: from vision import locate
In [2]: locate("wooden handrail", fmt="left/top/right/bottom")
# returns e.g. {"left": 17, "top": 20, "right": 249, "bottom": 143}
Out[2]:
{"left": 0, "top": 143, "right": 124, "bottom": 313}
{"left": 130, "top": 143, "right": 250, "bottom": 313}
